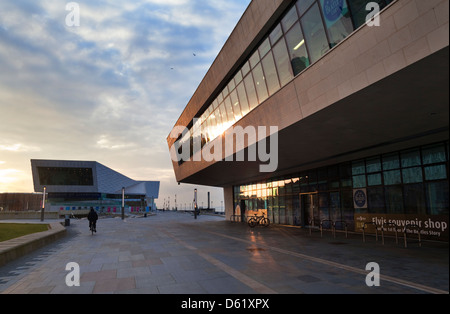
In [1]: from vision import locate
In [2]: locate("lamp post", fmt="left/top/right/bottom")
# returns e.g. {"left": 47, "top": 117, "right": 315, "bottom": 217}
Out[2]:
{"left": 40, "top": 186, "right": 46, "bottom": 222}
{"left": 121, "top": 187, "right": 125, "bottom": 220}
{"left": 194, "top": 188, "right": 198, "bottom": 219}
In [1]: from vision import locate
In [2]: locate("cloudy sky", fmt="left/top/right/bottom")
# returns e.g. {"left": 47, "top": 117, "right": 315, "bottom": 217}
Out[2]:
{"left": 0, "top": 0, "right": 250, "bottom": 209}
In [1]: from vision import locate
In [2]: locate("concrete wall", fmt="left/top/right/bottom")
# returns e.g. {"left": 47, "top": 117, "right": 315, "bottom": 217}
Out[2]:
{"left": 0, "top": 223, "right": 66, "bottom": 267}
{"left": 0, "top": 211, "right": 59, "bottom": 220}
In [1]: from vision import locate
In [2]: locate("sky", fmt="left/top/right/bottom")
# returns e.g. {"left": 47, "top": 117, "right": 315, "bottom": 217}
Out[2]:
{"left": 0, "top": 0, "right": 251, "bottom": 210}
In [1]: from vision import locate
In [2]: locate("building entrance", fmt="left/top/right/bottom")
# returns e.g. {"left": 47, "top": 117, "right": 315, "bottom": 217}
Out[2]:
{"left": 299, "top": 192, "right": 319, "bottom": 227}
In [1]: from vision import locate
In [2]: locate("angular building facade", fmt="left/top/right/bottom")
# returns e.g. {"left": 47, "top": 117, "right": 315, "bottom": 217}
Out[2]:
{"left": 31, "top": 159, "right": 160, "bottom": 214}
{"left": 168, "top": 0, "right": 449, "bottom": 241}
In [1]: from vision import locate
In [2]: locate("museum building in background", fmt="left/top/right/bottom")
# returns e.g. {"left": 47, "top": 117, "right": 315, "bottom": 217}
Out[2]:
{"left": 30, "top": 159, "right": 160, "bottom": 215}
{"left": 168, "top": 0, "right": 449, "bottom": 241}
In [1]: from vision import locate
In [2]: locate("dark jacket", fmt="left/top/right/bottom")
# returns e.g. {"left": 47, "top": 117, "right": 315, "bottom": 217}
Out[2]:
{"left": 88, "top": 209, "right": 98, "bottom": 222}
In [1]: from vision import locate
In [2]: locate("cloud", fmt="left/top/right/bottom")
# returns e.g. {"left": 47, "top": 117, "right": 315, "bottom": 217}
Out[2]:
{"left": 0, "top": 0, "right": 251, "bottom": 205}
{"left": 0, "top": 143, "right": 41, "bottom": 153}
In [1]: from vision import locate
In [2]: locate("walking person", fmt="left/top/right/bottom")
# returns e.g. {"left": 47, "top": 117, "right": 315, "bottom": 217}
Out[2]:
{"left": 88, "top": 207, "right": 98, "bottom": 233}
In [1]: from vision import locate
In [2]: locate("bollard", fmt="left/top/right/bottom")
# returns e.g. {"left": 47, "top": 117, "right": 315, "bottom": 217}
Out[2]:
{"left": 64, "top": 214, "right": 70, "bottom": 227}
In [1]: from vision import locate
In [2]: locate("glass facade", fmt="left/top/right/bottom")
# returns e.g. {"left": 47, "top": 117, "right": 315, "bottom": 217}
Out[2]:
{"left": 233, "top": 142, "right": 449, "bottom": 230}
{"left": 176, "top": 0, "right": 395, "bottom": 161}
{"left": 38, "top": 167, "right": 94, "bottom": 186}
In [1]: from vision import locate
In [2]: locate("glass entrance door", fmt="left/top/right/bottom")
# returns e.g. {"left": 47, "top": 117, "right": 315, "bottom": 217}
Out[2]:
{"left": 299, "top": 192, "right": 319, "bottom": 227}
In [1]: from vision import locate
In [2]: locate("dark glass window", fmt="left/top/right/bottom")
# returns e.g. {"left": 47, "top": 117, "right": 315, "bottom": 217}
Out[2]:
{"left": 234, "top": 70, "right": 243, "bottom": 85}
{"left": 339, "top": 162, "right": 352, "bottom": 178}
{"left": 301, "top": 3, "right": 330, "bottom": 63}
{"left": 384, "top": 170, "right": 402, "bottom": 185}
{"left": 353, "top": 175, "right": 366, "bottom": 188}
{"left": 249, "top": 51, "right": 260, "bottom": 69}
{"left": 224, "top": 96, "right": 235, "bottom": 124}
{"left": 279, "top": 194, "right": 286, "bottom": 224}
{"left": 214, "top": 107, "right": 222, "bottom": 126}
{"left": 426, "top": 181, "right": 449, "bottom": 215}
{"left": 38, "top": 167, "right": 94, "bottom": 186}
{"left": 297, "top": 0, "right": 316, "bottom": 16}
{"left": 272, "top": 37, "right": 294, "bottom": 86}
{"left": 329, "top": 191, "right": 341, "bottom": 221}
{"left": 366, "top": 157, "right": 381, "bottom": 173}
{"left": 401, "top": 149, "right": 421, "bottom": 167}
{"left": 244, "top": 73, "right": 258, "bottom": 111}
{"left": 241, "top": 61, "right": 251, "bottom": 76}
{"left": 219, "top": 103, "right": 228, "bottom": 127}
{"left": 286, "top": 22, "right": 310, "bottom": 76}
{"left": 261, "top": 51, "right": 281, "bottom": 96}
{"left": 368, "top": 173, "right": 382, "bottom": 186}
{"left": 318, "top": 167, "right": 328, "bottom": 180}
{"left": 368, "top": 187, "right": 385, "bottom": 213}
{"left": 253, "top": 63, "right": 269, "bottom": 103}
{"left": 320, "top": 0, "right": 354, "bottom": 47}
{"left": 328, "top": 165, "right": 339, "bottom": 178}
{"left": 341, "top": 190, "right": 354, "bottom": 226}
{"left": 424, "top": 165, "right": 447, "bottom": 181}
{"left": 352, "top": 160, "right": 365, "bottom": 175}
{"left": 230, "top": 90, "right": 242, "bottom": 121}
{"left": 402, "top": 167, "right": 423, "bottom": 184}
{"left": 281, "top": 6, "right": 299, "bottom": 32}
{"left": 385, "top": 186, "right": 404, "bottom": 214}
{"left": 227, "top": 78, "right": 236, "bottom": 93}
{"left": 259, "top": 38, "right": 271, "bottom": 58}
{"left": 403, "top": 183, "right": 426, "bottom": 214}
{"left": 270, "top": 24, "right": 283, "bottom": 45}
{"left": 236, "top": 82, "right": 250, "bottom": 116}
{"left": 422, "top": 144, "right": 447, "bottom": 164}
{"left": 319, "top": 193, "right": 330, "bottom": 220}
{"left": 382, "top": 153, "right": 400, "bottom": 170}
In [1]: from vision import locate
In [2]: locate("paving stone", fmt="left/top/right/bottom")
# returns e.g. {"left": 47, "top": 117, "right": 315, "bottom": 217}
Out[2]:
{"left": 0, "top": 212, "right": 448, "bottom": 295}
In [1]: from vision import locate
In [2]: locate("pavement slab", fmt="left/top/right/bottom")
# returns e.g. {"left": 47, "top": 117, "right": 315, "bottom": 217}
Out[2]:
{"left": 0, "top": 211, "right": 448, "bottom": 295}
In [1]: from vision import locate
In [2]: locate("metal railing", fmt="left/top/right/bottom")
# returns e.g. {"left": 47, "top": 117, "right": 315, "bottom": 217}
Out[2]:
{"left": 362, "top": 222, "right": 379, "bottom": 243}
{"left": 308, "top": 218, "right": 317, "bottom": 235}
{"left": 333, "top": 220, "right": 349, "bottom": 238}
{"left": 320, "top": 219, "right": 334, "bottom": 238}
{"left": 230, "top": 214, "right": 247, "bottom": 223}
{"left": 380, "top": 222, "right": 399, "bottom": 245}
{"left": 403, "top": 224, "right": 422, "bottom": 248}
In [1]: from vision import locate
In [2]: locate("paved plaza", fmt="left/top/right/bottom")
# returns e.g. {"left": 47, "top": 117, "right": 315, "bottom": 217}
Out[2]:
{"left": 0, "top": 211, "right": 448, "bottom": 295}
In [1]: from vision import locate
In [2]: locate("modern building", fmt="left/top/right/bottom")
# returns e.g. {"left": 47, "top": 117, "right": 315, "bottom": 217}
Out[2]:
{"left": 31, "top": 159, "right": 160, "bottom": 215}
{"left": 168, "top": 0, "right": 449, "bottom": 241}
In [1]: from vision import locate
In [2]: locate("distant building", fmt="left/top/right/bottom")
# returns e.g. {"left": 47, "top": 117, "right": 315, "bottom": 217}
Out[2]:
{"left": 31, "top": 159, "right": 160, "bottom": 215}
{"left": 0, "top": 193, "right": 43, "bottom": 212}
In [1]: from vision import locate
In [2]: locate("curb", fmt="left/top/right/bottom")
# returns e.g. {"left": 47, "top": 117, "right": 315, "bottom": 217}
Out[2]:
{"left": 0, "top": 222, "right": 67, "bottom": 267}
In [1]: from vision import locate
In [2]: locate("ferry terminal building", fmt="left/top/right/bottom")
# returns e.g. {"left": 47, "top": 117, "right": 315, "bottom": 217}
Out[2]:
{"left": 167, "top": 0, "right": 449, "bottom": 241}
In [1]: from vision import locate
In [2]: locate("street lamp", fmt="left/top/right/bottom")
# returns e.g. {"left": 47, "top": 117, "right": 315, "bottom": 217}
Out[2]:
{"left": 40, "top": 186, "right": 46, "bottom": 222}
{"left": 122, "top": 187, "right": 125, "bottom": 220}
{"left": 194, "top": 188, "right": 198, "bottom": 219}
